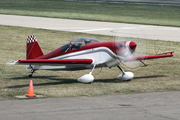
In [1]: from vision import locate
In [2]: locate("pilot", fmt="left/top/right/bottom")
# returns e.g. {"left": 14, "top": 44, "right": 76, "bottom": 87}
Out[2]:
{"left": 71, "top": 44, "right": 77, "bottom": 50}
{"left": 85, "top": 39, "right": 91, "bottom": 44}
{"left": 77, "top": 43, "right": 83, "bottom": 49}
{"left": 71, "top": 43, "right": 83, "bottom": 50}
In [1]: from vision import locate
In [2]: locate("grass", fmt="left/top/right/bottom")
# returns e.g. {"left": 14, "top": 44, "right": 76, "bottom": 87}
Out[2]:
{"left": 0, "top": 25, "right": 180, "bottom": 100}
{"left": 0, "top": 0, "right": 180, "bottom": 27}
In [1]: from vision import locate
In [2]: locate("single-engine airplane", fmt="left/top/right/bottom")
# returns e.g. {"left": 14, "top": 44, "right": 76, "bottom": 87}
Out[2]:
{"left": 7, "top": 35, "right": 174, "bottom": 83}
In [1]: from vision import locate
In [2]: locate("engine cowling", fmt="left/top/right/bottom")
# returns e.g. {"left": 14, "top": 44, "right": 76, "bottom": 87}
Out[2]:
{"left": 77, "top": 74, "right": 94, "bottom": 83}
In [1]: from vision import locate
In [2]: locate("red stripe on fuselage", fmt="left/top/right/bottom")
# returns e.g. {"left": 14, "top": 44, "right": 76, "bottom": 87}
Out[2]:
{"left": 36, "top": 41, "right": 119, "bottom": 59}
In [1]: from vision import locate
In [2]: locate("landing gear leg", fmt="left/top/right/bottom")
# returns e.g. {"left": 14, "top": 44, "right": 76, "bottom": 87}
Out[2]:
{"left": 89, "top": 64, "right": 96, "bottom": 75}
{"left": 117, "top": 65, "right": 125, "bottom": 75}
{"left": 29, "top": 65, "right": 35, "bottom": 78}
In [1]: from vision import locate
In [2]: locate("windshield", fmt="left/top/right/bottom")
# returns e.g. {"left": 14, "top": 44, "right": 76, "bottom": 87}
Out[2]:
{"left": 70, "top": 37, "right": 101, "bottom": 50}
{"left": 61, "top": 37, "right": 101, "bottom": 53}
{"left": 61, "top": 42, "right": 70, "bottom": 53}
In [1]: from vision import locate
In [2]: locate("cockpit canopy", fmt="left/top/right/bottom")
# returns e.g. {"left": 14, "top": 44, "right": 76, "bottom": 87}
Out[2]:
{"left": 61, "top": 37, "right": 101, "bottom": 53}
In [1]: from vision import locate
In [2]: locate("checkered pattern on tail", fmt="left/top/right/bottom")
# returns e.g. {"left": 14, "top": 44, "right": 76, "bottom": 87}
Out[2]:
{"left": 26, "top": 35, "right": 43, "bottom": 59}
{"left": 27, "top": 35, "right": 37, "bottom": 43}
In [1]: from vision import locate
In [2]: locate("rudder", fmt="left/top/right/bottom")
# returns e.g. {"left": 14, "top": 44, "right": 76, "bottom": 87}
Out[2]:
{"left": 26, "top": 35, "right": 43, "bottom": 59}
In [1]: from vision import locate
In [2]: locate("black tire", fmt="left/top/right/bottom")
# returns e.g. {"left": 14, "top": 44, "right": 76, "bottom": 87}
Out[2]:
{"left": 29, "top": 74, "right": 32, "bottom": 78}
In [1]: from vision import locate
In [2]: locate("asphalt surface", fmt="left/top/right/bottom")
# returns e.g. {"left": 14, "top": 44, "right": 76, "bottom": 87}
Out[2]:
{"left": 1, "top": 14, "right": 180, "bottom": 42}
{"left": 78, "top": 0, "right": 180, "bottom": 6}
{"left": 0, "top": 91, "right": 180, "bottom": 120}
{"left": 117, "top": 0, "right": 180, "bottom": 6}
{"left": 1, "top": 7, "right": 180, "bottom": 119}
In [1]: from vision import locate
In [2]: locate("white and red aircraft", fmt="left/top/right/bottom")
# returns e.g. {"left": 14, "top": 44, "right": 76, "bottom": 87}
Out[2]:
{"left": 7, "top": 35, "right": 173, "bottom": 83}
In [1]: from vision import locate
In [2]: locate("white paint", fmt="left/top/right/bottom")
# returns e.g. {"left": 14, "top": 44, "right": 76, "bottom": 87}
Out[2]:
{"left": 117, "top": 72, "right": 134, "bottom": 80}
{"left": 75, "top": 28, "right": 113, "bottom": 32}
{"left": 77, "top": 74, "right": 94, "bottom": 83}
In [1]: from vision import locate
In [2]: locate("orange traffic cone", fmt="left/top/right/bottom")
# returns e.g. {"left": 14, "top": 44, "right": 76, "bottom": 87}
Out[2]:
{"left": 25, "top": 80, "right": 36, "bottom": 97}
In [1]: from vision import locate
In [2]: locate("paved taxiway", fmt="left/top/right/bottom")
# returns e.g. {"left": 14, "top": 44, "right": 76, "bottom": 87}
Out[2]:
{"left": 1, "top": 14, "right": 180, "bottom": 119}
{"left": 0, "top": 14, "right": 180, "bottom": 42}
{"left": 97, "top": 0, "right": 180, "bottom": 6}
{"left": 0, "top": 91, "right": 180, "bottom": 120}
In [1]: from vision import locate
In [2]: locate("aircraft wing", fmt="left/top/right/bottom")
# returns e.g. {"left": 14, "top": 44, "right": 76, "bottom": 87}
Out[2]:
{"left": 125, "top": 51, "right": 174, "bottom": 62}
{"left": 7, "top": 59, "right": 94, "bottom": 65}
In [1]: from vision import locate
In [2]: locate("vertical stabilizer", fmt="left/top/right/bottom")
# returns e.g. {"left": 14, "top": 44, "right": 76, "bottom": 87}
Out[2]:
{"left": 26, "top": 35, "right": 43, "bottom": 59}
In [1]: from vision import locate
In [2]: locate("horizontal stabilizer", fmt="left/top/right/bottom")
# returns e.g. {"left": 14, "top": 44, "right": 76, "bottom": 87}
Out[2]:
{"left": 6, "top": 60, "right": 19, "bottom": 65}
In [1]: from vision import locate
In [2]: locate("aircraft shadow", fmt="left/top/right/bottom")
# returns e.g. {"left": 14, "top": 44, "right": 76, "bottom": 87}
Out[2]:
{"left": 9, "top": 75, "right": 59, "bottom": 80}
{"left": 5, "top": 75, "right": 166, "bottom": 88}
{"left": 133, "top": 75, "right": 166, "bottom": 79}
{"left": 95, "top": 75, "right": 166, "bottom": 83}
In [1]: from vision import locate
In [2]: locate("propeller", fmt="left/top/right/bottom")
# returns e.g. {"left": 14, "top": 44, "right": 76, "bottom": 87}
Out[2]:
{"left": 113, "top": 25, "right": 147, "bottom": 70}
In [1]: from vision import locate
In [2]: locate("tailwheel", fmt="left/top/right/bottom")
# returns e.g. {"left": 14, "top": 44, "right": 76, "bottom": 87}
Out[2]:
{"left": 29, "top": 74, "right": 32, "bottom": 78}
{"left": 29, "top": 70, "right": 35, "bottom": 78}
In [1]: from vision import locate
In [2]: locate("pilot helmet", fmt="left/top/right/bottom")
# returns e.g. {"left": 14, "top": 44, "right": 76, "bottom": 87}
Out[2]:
{"left": 85, "top": 39, "right": 91, "bottom": 44}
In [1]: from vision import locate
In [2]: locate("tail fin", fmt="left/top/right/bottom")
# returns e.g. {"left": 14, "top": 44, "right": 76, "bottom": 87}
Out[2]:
{"left": 26, "top": 35, "right": 43, "bottom": 59}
